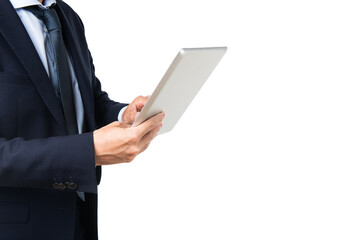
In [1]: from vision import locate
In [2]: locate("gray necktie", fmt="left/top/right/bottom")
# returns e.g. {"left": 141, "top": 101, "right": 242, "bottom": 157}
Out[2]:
{"left": 26, "top": 6, "right": 85, "bottom": 201}
{"left": 26, "top": 5, "right": 78, "bottom": 135}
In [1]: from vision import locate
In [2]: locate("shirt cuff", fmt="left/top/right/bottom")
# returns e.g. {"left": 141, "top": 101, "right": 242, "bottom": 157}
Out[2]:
{"left": 118, "top": 106, "right": 128, "bottom": 123}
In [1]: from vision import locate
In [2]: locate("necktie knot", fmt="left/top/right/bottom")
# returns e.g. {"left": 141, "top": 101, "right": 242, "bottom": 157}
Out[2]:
{"left": 25, "top": 6, "right": 61, "bottom": 32}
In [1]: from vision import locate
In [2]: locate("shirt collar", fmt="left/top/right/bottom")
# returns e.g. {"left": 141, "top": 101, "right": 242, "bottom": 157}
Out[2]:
{"left": 9, "top": 0, "right": 56, "bottom": 9}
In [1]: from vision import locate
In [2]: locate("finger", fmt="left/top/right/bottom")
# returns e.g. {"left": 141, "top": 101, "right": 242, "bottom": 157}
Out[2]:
{"left": 138, "top": 124, "right": 161, "bottom": 148}
{"left": 134, "top": 95, "right": 148, "bottom": 104}
{"left": 136, "top": 105, "right": 144, "bottom": 112}
{"left": 128, "top": 96, "right": 146, "bottom": 113}
{"left": 136, "top": 112, "right": 165, "bottom": 138}
{"left": 136, "top": 95, "right": 149, "bottom": 101}
{"left": 134, "top": 96, "right": 149, "bottom": 111}
{"left": 134, "top": 112, "right": 140, "bottom": 121}
{"left": 126, "top": 96, "right": 148, "bottom": 122}
{"left": 130, "top": 108, "right": 138, "bottom": 122}
{"left": 139, "top": 142, "right": 151, "bottom": 154}
{"left": 122, "top": 105, "right": 137, "bottom": 123}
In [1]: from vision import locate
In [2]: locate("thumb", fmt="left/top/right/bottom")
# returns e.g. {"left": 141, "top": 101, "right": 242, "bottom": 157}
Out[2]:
{"left": 109, "top": 121, "right": 130, "bottom": 128}
{"left": 109, "top": 121, "right": 122, "bottom": 127}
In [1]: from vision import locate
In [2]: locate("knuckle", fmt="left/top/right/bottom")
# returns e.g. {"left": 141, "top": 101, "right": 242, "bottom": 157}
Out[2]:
{"left": 142, "top": 144, "right": 150, "bottom": 152}
{"left": 127, "top": 132, "right": 139, "bottom": 143}
{"left": 110, "top": 121, "right": 120, "bottom": 127}
{"left": 132, "top": 146, "right": 141, "bottom": 155}
{"left": 127, "top": 146, "right": 140, "bottom": 158}
{"left": 126, "top": 154, "right": 136, "bottom": 162}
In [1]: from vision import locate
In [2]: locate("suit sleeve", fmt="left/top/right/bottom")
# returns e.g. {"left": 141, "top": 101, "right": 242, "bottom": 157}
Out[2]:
{"left": 0, "top": 133, "right": 98, "bottom": 193}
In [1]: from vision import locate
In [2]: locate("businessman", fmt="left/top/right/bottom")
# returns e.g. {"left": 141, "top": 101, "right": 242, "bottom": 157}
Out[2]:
{"left": 0, "top": 0, "right": 164, "bottom": 239}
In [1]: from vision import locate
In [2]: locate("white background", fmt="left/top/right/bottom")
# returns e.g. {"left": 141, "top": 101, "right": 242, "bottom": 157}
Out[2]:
{"left": 69, "top": 1, "right": 360, "bottom": 239}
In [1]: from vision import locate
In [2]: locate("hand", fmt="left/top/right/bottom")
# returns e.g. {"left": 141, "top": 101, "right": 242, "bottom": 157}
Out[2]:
{"left": 93, "top": 112, "right": 164, "bottom": 166}
{"left": 122, "top": 95, "right": 150, "bottom": 125}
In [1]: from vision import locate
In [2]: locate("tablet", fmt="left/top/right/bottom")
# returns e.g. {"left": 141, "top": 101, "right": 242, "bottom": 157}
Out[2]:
{"left": 132, "top": 47, "right": 227, "bottom": 134}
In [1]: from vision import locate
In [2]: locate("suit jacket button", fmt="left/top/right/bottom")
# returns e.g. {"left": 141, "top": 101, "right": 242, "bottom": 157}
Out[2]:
{"left": 69, "top": 182, "right": 78, "bottom": 190}
{"left": 58, "top": 183, "right": 66, "bottom": 190}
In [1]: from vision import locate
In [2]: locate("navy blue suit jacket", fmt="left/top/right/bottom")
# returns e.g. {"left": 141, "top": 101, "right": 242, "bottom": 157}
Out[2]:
{"left": 0, "top": 1, "right": 127, "bottom": 239}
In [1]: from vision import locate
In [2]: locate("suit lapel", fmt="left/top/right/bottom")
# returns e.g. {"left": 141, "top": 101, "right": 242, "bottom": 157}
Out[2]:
{"left": 55, "top": 2, "right": 96, "bottom": 131}
{"left": 0, "top": 0, "right": 67, "bottom": 131}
